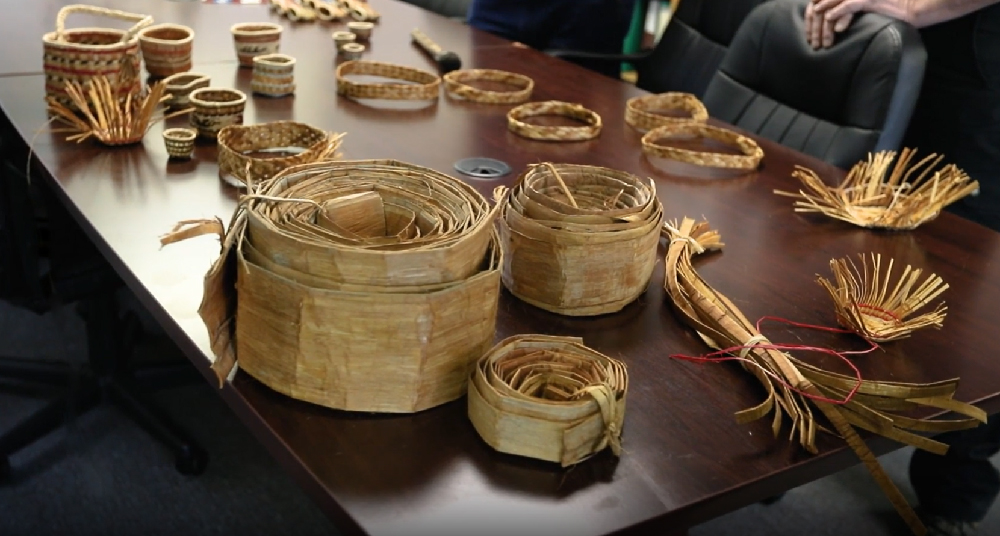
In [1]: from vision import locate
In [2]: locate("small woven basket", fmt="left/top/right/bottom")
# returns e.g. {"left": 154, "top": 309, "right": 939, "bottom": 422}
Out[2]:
{"left": 443, "top": 69, "right": 534, "bottom": 104}
{"left": 217, "top": 121, "right": 344, "bottom": 185}
{"left": 163, "top": 127, "right": 196, "bottom": 159}
{"left": 189, "top": 87, "right": 247, "bottom": 139}
{"left": 138, "top": 23, "right": 194, "bottom": 78}
{"left": 497, "top": 163, "right": 663, "bottom": 316}
{"left": 468, "top": 334, "right": 628, "bottom": 467}
{"left": 507, "top": 101, "right": 602, "bottom": 141}
{"left": 641, "top": 123, "right": 763, "bottom": 170}
{"left": 42, "top": 4, "right": 153, "bottom": 108}
{"left": 163, "top": 72, "right": 210, "bottom": 111}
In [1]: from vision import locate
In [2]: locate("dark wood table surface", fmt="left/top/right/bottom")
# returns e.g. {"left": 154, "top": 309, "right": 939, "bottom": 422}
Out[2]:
{"left": 3, "top": 1, "right": 1000, "bottom": 535}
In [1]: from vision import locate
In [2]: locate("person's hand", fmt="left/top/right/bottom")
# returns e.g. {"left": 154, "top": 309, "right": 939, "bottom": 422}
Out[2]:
{"left": 805, "top": 0, "right": 859, "bottom": 49}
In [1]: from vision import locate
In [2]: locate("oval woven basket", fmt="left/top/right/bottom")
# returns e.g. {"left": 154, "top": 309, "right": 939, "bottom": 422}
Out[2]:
{"left": 467, "top": 334, "right": 628, "bottom": 466}
{"left": 246, "top": 159, "right": 500, "bottom": 287}
{"left": 202, "top": 159, "right": 504, "bottom": 413}
{"left": 497, "top": 163, "right": 663, "bottom": 316}
{"left": 217, "top": 121, "right": 344, "bottom": 185}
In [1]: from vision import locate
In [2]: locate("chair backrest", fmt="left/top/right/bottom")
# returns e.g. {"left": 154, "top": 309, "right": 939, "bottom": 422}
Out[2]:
{"left": 635, "top": 0, "right": 770, "bottom": 95}
{"left": 702, "top": 0, "right": 926, "bottom": 169}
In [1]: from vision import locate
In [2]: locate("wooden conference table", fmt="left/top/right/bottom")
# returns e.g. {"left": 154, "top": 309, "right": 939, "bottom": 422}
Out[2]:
{"left": 3, "top": 1, "right": 1000, "bottom": 535}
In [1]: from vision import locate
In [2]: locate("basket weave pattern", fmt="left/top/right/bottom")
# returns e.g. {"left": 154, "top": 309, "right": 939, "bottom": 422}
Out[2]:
{"left": 443, "top": 69, "right": 534, "bottom": 104}
{"left": 42, "top": 5, "right": 153, "bottom": 108}
{"left": 336, "top": 60, "right": 440, "bottom": 101}
{"left": 467, "top": 334, "right": 628, "bottom": 466}
{"left": 217, "top": 121, "right": 344, "bottom": 185}
{"left": 497, "top": 163, "right": 662, "bottom": 316}
{"left": 189, "top": 87, "right": 247, "bottom": 139}
{"left": 625, "top": 92, "right": 708, "bottom": 131}
{"left": 641, "top": 123, "right": 763, "bottom": 170}
{"left": 507, "top": 101, "right": 602, "bottom": 141}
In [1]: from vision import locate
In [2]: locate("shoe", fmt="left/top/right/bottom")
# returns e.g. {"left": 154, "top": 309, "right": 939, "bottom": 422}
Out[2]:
{"left": 922, "top": 514, "right": 980, "bottom": 536}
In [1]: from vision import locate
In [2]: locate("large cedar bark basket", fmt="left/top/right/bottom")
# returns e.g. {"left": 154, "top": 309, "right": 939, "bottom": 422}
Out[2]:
{"left": 166, "top": 160, "right": 503, "bottom": 413}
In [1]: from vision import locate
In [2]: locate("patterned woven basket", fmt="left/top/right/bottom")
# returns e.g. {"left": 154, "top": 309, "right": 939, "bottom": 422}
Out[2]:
{"left": 496, "top": 163, "right": 662, "bottom": 316}
{"left": 42, "top": 5, "right": 153, "bottom": 108}
{"left": 188, "top": 87, "right": 247, "bottom": 139}
{"left": 217, "top": 121, "right": 344, "bottom": 185}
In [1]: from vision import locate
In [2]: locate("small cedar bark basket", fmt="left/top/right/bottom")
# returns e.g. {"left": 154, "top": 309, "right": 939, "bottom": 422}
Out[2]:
{"left": 468, "top": 334, "right": 628, "bottom": 467}
{"left": 217, "top": 121, "right": 345, "bottom": 185}
{"left": 641, "top": 123, "right": 763, "bottom": 170}
{"left": 42, "top": 4, "right": 154, "bottom": 109}
{"left": 163, "top": 160, "right": 503, "bottom": 414}
{"left": 496, "top": 163, "right": 663, "bottom": 316}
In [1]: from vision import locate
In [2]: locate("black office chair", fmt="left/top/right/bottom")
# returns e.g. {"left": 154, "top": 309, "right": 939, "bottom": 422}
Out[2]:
{"left": 0, "top": 132, "right": 208, "bottom": 480}
{"left": 702, "top": 0, "right": 927, "bottom": 169}
{"left": 549, "top": 0, "right": 770, "bottom": 95}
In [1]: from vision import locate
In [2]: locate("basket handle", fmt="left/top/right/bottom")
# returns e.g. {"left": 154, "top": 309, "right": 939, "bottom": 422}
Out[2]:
{"left": 55, "top": 4, "right": 154, "bottom": 43}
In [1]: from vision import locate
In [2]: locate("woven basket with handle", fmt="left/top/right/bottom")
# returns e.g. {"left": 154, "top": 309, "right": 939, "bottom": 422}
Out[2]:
{"left": 42, "top": 4, "right": 153, "bottom": 108}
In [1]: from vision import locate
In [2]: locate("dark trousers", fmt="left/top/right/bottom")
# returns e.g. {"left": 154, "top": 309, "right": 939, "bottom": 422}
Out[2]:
{"left": 903, "top": 10, "right": 1000, "bottom": 522}
{"left": 467, "top": 0, "right": 636, "bottom": 77}
{"left": 910, "top": 418, "right": 1000, "bottom": 522}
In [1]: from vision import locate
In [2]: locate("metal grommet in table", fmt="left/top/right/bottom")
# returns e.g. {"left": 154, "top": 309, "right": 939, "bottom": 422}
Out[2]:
{"left": 454, "top": 157, "right": 511, "bottom": 179}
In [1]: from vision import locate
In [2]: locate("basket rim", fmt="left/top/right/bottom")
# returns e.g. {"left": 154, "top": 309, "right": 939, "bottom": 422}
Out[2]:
{"left": 138, "top": 23, "right": 194, "bottom": 45}
{"left": 253, "top": 53, "right": 296, "bottom": 67}
{"left": 163, "top": 72, "right": 211, "bottom": 90}
{"left": 42, "top": 27, "right": 140, "bottom": 50}
{"left": 163, "top": 127, "right": 197, "bottom": 141}
{"left": 189, "top": 87, "right": 248, "bottom": 107}
{"left": 230, "top": 22, "right": 283, "bottom": 36}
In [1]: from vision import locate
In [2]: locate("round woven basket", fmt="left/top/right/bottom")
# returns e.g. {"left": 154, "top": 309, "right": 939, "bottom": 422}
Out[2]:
{"left": 641, "top": 123, "right": 763, "bottom": 170}
{"left": 163, "top": 72, "right": 210, "bottom": 110}
{"left": 138, "top": 23, "right": 194, "bottom": 78}
{"left": 231, "top": 159, "right": 502, "bottom": 413}
{"left": 467, "top": 334, "right": 628, "bottom": 466}
{"left": 507, "top": 101, "right": 602, "bottom": 141}
{"left": 188, "top": 87, "right": 247, "bottom": 139}
{"left": 217, "top": 121, "right": 344, "bottom": 185}
{"left": 497, "top": 163, "right": 662, "bottom": 316}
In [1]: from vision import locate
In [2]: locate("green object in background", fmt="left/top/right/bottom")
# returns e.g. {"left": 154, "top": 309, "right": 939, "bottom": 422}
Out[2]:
{"left": 621, "top": 0, "right": 648, "bottom": 74}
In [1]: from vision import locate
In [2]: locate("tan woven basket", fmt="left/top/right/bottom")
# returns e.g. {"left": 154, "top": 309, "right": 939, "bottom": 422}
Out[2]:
{"left": 42, "top": 5, "right": 153, "bottom": 108}
{"left": 641, "top": 123, "right": 763, "bottom": 170}
{"left": 443, "top": 69, "right": 534, "bottom": 104}
{"left": 138, "top": 23, "right": 194, "bottom": 78}
{"left": 507, "top": 101, "right": 602, "bottom": 141}
{"left": 163, "top": 160, "right": 504, "bottom": 413}
{"left": 188, "top": 87, "right": 247, "bottom": 139}
{"left": 625, "top": 92, "right": 708, "bottom": 132}
{"left": 217, "top": 121, "right": 344, "bottom": 185}
{"left": 336, "top": 60, "right": 440, "bottom": 101}
{"left": 468, "top": 334, "right": 628, "bottom": 467}
{"left": 497, "top": 163, "right": 662, "bottom": 316}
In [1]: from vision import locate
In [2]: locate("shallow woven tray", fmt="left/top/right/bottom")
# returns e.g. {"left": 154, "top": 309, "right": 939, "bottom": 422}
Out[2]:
{"left": 443, "top": 69, "right": 534, "bottom": 104}
{"left": 467, "top": 334, "right": 628, "bottom": 466}
{"left": 625, "top": 92, "right": 708, "bottom": 131}
{"left": 217, "top": 121, "right": 344, "bottom": 185}
{"left": 336, "top": 60, "right": 440, "bottom": 101}
{"left": 507, "top": 101, "right": 602, "bottom": 141}
{"left": 641, "top": 123, "right": 763, "bottom": 170}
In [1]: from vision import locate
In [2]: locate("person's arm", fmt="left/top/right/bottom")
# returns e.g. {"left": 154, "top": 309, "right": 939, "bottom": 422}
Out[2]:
{"left": 806, "top": 0, "right": 1000, "bottom": 48}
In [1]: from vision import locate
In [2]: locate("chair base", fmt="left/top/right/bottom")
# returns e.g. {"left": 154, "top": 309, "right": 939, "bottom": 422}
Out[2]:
{"left": 0, "top": 291, "right": 208, "bottom": 481}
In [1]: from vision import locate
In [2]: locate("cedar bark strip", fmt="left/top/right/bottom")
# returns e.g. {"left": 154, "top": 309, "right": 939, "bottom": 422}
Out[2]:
{"left": 662, "top": 218, "right": 987, "bottom": 536}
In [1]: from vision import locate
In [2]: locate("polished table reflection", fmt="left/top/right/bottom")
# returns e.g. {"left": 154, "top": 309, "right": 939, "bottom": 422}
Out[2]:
{"left": 2, "top": 0, "right": 1000, "bottom": 535}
